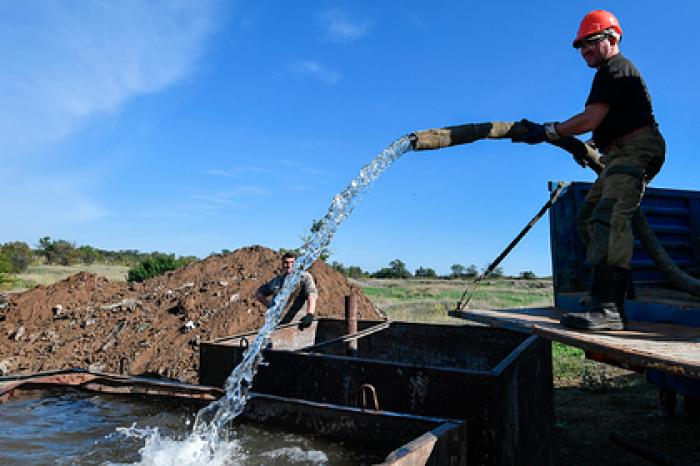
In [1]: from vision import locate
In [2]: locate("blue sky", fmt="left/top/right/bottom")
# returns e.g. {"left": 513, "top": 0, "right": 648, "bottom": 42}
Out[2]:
{"left": 2, "top": 1, "right": 699, "bottom": 276}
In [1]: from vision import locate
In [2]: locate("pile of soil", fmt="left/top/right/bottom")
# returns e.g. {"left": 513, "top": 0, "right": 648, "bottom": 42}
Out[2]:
{"left": 0, "top": 246, "right": 381, "bottom": 383}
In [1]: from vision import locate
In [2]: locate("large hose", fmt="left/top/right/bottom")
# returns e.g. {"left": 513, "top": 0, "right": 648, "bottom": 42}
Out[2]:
{"left": 414, "top": 121, "right": 700, "bottom": 297}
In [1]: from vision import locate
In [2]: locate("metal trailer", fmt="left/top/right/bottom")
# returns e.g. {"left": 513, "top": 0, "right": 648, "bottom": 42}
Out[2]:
{"left": 200, "top": 319, "right": 554, "bottom": 466}
{"left": 455, "top": 182, "right": 700, "bottom": 416}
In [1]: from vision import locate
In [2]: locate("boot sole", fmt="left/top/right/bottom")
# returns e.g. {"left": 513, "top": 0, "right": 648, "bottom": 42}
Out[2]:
{"left": 560, "top": 315, "right": 625, "bottom": 331}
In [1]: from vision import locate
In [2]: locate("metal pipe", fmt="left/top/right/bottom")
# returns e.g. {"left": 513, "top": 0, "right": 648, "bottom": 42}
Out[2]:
{"left": 302, "top": 321, "right": 391, "bottom": 353}
{"left": 119, "top": 357, "right": 130, "bottom": 375}
{"left": 345, "top": 295, "right": 358, "bottom": 356}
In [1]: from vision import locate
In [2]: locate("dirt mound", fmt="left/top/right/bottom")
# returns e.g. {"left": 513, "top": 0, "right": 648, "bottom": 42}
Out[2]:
{"left": 0, "top": 246, "right": 381, "bottom": 383}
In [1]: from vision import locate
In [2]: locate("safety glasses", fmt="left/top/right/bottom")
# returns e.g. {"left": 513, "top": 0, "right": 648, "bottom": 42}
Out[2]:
{"left": 576, "top": 32, "right": 610, "bottom": 49}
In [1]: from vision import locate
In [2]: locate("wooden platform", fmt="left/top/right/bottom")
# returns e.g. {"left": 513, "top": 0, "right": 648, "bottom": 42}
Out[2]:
{"left": 452, "top": 307, "right": 700, "bottom": 380}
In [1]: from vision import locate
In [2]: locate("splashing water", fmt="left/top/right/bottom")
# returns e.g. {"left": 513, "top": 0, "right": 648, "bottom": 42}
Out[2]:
{"left": 121, "top": 135, "right": 414, "bottom": 464}
{"left": 106, "top": 425, "right": 245, "bottom": 466}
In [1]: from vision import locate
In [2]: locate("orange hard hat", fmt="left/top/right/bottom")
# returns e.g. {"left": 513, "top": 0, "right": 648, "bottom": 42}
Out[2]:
{"left": 573, "top": 10, "right": 622, "bottom": 48}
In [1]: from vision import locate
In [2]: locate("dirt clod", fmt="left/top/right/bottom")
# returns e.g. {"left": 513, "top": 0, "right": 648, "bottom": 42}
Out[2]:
{"left": 0, "top": 246, "right": 381, "bottom": 383}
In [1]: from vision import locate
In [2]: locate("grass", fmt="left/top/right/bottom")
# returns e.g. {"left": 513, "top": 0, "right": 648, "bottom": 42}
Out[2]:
{"left": 355, "top": 277, "right": 553, "bottom": 324}
{"left": 0, "top": 263, "right": 129, "bottom": 292}
{"left": 552, "top": 341, "right": 639, "bottom": 390}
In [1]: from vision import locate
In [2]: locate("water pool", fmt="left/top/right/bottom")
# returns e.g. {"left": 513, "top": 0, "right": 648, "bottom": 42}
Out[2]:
{"left": 0, "top": 388, "right": 379, "bottom": 465}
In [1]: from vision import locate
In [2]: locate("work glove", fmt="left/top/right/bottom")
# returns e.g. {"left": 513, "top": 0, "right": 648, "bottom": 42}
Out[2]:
{"left": 511, "top": 119, "right": 560, "bottom": 145}
{"left": 410, "top": 128, "right": 452, "bottom": 150}
{"left": 298, "top": 313, "right": 315, "bottom": 330}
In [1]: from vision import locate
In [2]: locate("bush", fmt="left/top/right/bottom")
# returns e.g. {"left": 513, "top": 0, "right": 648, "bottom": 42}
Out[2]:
{"left": 330, "top": 261, "right": 369, "bottom": 278}
{"left": 51, "top": 240, "right": 78, "bottom": 265}
{"left": 0, "top": 255, "right": 13, "bottom": 274}
{"left": 450, "top": 264, "right": 466, "bottom": 278}
{"left": 372, "top": 259, "right": 412, "bottom": 279}
{"left": 520, "top": 270, "right": 537, "bottom": 279}
{"left": 415, "top": 266, "right": 437, "bottom": 278}
{"left": 103, "top": 249, "right": 147, "bottom": 266}
{"left": 127, "top": 253, "right": 196, "bottom": 282}
{"left": 330, "top": 261, "right": 346, "bottom": 274}
{"left": 36, "top": 237, "right": 77, "bottom": 265}
{"left": 0, "top": 241, "right": 33, "bottom": 272}
{"left": 76, "top": 245, "right": 100, "bottom": 264}
{"left": 345, "top": 266, "right": 367, "bottom": 278}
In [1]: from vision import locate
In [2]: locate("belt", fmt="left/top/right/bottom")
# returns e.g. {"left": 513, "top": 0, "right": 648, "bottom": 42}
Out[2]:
{"left": 603, "top": 124, "right": 656, "bottom": 153}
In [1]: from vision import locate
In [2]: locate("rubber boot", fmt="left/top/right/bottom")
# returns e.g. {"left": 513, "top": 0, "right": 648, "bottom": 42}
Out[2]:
{"left": 609, "top": 266, "right": 631, "bottom": 326}
{"left": 571, "top": 267, "right": 637, "bottom": 313}
{"left": 576, "top": 265, "right": 606, "bottom": 310}
{"left": 561, "top": 266, "right": 625, "bottom": 331}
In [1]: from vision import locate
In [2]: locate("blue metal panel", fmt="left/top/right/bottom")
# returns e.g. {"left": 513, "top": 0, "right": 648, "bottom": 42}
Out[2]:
{"left": 548, "top": 182, "right": 588, "bottom": 293}
{"left": 549, "top": 182, "right": 700, "bottom": 325}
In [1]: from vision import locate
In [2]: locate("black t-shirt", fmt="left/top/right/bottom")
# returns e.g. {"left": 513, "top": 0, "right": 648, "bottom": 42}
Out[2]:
{"left": 585, "top": 53, "right": 656, "bottom": 150}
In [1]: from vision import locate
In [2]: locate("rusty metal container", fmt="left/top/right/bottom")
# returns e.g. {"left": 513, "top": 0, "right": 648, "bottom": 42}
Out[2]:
{"left": 0, "top": 370, "right": 467, "bottom": 465}
{"left": 200, "top": 319, "right": 553, "bottom": 466}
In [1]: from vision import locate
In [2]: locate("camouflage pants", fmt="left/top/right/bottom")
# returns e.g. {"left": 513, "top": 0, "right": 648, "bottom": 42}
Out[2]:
{"left": 576, "top": 126, "right": 666, "bottom": 269}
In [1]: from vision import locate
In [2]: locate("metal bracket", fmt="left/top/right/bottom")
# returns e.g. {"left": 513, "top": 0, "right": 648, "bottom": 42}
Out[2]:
{"left": 360, "top": 383, "right": 380, "bottom": 412}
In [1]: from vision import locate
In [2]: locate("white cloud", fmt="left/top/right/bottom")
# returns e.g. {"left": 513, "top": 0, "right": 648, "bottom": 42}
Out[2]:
{"left": 0, "top": 1, "right": 220, "bottom": 157}
{"left": 288, "top": 60, "right": 341, "bottom": 85}
{"left": 318, "top": 8, "right": 372, "bottom": 43}
{"left": 186, "top": 185, "right": 270, "bottom": 214}
{"left": 279, "top": 159, "right": 336, "bottom": 178}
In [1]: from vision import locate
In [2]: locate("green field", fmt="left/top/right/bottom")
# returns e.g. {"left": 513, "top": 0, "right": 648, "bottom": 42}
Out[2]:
{"left": 354, "top": 277, "right": 552, "bottom": 323}
{"left": 0, "top": 263, "right": 128, "bottom": 291}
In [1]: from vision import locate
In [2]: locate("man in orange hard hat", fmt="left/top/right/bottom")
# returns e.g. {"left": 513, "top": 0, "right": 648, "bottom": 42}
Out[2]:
{"left": 513, "top": 10, "right": 666, "bottom": 330}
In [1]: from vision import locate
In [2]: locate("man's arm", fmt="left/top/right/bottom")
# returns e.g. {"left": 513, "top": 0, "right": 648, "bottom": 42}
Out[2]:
{"left": 256, "top": 277, "right": 276, "bottom": 308}
{"left": 300, "top": 271, "right": 318, "bottom": 316}
{"left": 255, "top": 289, "right": 272, "bottom": 307}
{"left": 511, "top": 102, "right": 610, "bottom": 145}
{"left": 555, "top": 102, "right": 610, "bottom": 137}
{"left": 297, "top": 272, "right": 318, "bottom": 329}
{"left": 306, "top": 293, "right": 317, "bottom": 315}
{"left": 298, "top": 291, "right": 318, "bottom": 330}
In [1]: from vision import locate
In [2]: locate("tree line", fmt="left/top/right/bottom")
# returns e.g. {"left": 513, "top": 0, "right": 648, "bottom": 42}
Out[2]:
{"left": 0, "top": 238, "right": 539, "bottom": 285}
{"left": 329, "top": 258, "right": 538, "bottom": 280}
{"left": 0, "top": 237, "right": 198, "bottom": 283}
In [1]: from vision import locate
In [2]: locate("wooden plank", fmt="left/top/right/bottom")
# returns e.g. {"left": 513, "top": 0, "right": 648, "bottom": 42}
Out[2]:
{"left": 452, "top": 307, "right": 700, "bottom": 380}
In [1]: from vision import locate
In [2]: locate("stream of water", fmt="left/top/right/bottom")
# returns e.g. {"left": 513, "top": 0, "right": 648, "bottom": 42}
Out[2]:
{"left": 117, "top": 136, "right": 414, "bottom": 464}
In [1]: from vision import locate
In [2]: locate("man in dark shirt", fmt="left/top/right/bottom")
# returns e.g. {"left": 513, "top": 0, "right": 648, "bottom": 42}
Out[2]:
{"left": 256, "top": 252, "right": 318, "bottom": 329}
{"left": 513, "top": 10, "right": 666, "bottom": 330}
